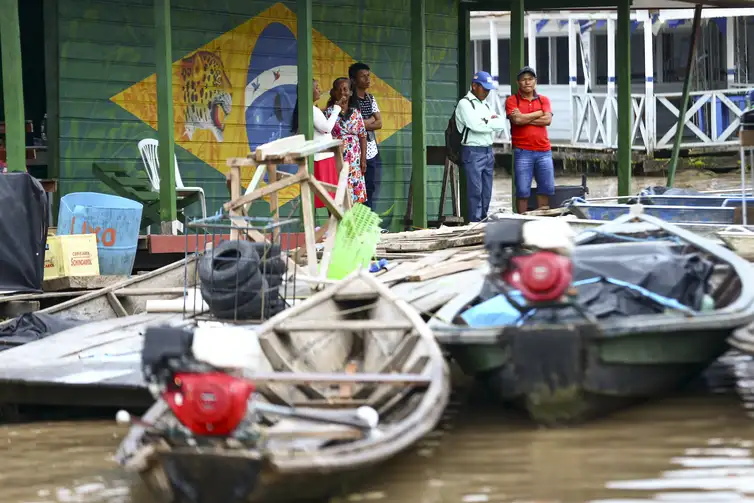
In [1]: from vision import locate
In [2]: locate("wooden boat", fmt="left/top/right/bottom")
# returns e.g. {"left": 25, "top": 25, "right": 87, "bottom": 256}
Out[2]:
{"left": 717, "top": 226, "right": 754, "bottom": 261}
{"left": 431, "top": 209, "right": 754, "bottom": 426}
{"left": 115, "top": 271, "right": 450, "bottom": 503}
{"left": 641, "top": 194, "right": 754, "bottom": 207}
{"left": 0, "top": 257, "right": 198, "bottom": 327}
{"left": 569, "top": 202, "right": 736, "bottom": 225}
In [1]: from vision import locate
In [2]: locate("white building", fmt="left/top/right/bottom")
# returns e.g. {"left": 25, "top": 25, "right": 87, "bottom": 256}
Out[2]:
{"left": 473, "top": 9, "right": 754, "bottom": 158}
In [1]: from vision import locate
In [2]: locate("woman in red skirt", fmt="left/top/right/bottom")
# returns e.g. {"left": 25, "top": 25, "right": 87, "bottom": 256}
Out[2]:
{"left": 291, "top": 79, "right": 340, "bottom": 209}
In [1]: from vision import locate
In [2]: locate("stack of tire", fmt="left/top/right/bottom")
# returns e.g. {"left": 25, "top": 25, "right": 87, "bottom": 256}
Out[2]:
{"left": 198, "top": 240, "right": 287, "bottom": 321}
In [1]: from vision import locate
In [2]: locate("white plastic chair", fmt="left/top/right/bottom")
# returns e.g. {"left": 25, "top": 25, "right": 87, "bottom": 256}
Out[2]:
{"left": 137, "top": 139, "right": 208, "bottom": 232}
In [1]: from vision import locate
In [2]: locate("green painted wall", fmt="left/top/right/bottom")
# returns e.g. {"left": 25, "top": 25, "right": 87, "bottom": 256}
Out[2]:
{"left": 56, "top": 0, "right": 459, "bottom": 230}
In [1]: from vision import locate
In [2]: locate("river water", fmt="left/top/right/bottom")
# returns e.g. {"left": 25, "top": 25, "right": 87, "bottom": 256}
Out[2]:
{"left": 4, "top": 358, "right": 754, "bottom": 503}
{"left": 4, "top": 170, "right": 754, "bottom": 503}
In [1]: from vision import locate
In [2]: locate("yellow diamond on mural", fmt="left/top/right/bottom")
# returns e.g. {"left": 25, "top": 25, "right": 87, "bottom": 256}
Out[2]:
{"left": 110, "top": 2, "right": 412, "bottom": 206}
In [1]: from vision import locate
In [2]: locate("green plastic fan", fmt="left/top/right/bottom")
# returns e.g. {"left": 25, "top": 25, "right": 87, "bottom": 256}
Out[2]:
{"left": 326, "top": 204, "right": 383, "bottom": 280}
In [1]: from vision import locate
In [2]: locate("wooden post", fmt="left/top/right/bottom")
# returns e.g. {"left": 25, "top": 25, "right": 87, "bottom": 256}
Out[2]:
{"left": 297, "top": 0, "right": 313, "bottom": 148}
{"left": 0, "top": 0, "right": 26, "bottom": 173}
{"left": 606, "top": 17, "right": 615, "bottom": 147}
{"left": 509, "top": 0, "right": 525, "bottom": 212}
{"left": 229, "top": 166, "right": 241, "bottom": 241}
{"left": 297, "top": 0, "right": 314, "bottom": 235}
{"left": 411, "top": 0, "right": 427, "bottom": 229}
{"left": 489, "top": 19, "right": 499, "bottom": 83}
{"left": 616, "top": 0, "right": 632, "bottom": 198}
{"left": 155, "top": 0, "right": 177, "bottom": 226}
{"left": 300, "top": 167, "right": 318, "bottom": 276}
{"left": 43, "top": 0, "right": 61, "bottom": 221}
{"left": 667, "top": 5, "right": 703, "bottom": 188}
{"left": 458, "top": 5, "right": 471, "bottom": 222}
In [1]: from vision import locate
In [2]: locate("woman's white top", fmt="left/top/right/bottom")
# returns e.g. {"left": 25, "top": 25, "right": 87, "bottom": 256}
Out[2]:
{"left": 313, "top": 104, "right": 340, "bottom": 161}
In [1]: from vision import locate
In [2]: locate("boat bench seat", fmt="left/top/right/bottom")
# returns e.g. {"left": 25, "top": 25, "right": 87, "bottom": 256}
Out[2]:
{"left": 264, "top": 419, "right": 365, "bottom": 451}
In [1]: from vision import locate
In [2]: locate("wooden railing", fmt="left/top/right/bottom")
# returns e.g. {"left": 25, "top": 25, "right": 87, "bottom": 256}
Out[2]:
{"left": 570, "top": 93, "right": 648, "bottom": 151}
{"left": 654, "top": 88, "right": 749, "bottom": 149}
{"left": 489, "top": 87, "right": 753, "bottom": 155}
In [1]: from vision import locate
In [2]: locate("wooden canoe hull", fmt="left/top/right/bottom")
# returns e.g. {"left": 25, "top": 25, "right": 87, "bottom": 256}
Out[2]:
{"left": 118, "top": 272, "right": 450, "bottom": 502}
{"left": 718, "top": 231, "right": 754, "bottom": 261}
{"left": 139, "top": 450, "right": 382, "bottom": 503}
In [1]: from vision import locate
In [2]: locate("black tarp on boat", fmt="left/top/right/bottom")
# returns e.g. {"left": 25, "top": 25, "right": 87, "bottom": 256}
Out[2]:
{"left": 0, "top": 312, "right": 86, "bottom": 352}
{"left": 0, "top": 173, "right": 48, "bottom": 293}
{"left": 470, "top": 241, "right": 715, "bottom": 326}
{"left": 571, "top": 241, "right": 715, "bottom": 318}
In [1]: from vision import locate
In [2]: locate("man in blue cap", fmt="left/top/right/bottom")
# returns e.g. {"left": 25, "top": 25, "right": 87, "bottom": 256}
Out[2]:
{"left": 455, "top": 71, "right": 507, "bottom": 222}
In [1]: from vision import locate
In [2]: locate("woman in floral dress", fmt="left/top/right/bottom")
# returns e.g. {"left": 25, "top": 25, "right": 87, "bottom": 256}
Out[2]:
{"left": 324, "top": 77, "right": 367, "bottom": 204}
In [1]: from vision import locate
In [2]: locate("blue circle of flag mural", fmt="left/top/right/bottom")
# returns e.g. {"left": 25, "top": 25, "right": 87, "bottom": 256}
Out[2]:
{"left": 245, "top": 22, "right": 298, "bottom": 158}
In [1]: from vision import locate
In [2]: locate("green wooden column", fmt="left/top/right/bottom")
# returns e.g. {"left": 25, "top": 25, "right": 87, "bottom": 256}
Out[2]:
{"left": 43, "top": 0, "right": 61, "bottom": 222}
{"left": 667, "top": 5, "right": 702, "bottom": 188}
{"left": 458, "top": 4, "right": 471, "bottom": 222}
{"left": 411, "top": 0, "right": 427, "bottom": 228}
{"left": 616, "top": 0, "right": 632, "bottom": 197}
{"left": 297, "top": 0, "right": 313, "bottom": 147}
{"left": 509, "top": 0, "right": 524, "bottom": 211}
{"left": 155, "top": 0, "right": 177, "bottom": 225}
{"left": 0, "top": 0, "right": 26, "bottom": 173}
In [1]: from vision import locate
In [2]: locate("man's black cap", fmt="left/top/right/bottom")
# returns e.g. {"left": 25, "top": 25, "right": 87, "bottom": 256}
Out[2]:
{"left": 517, "top": 66, "right": 537, "bottom": 79}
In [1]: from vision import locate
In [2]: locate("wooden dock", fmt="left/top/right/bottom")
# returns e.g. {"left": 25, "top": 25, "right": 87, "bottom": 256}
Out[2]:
{"left": 0, "top": 211, "right": 750, "bottom": 417}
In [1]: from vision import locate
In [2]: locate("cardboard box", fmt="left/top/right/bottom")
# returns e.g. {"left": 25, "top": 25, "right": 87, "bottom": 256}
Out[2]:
{"left": 44, "top": 234, "right": 100, "bottom": 280}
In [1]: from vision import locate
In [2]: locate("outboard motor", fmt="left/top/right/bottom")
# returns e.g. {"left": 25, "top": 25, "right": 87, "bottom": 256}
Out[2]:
{"left": 141, "top": 325, "right": 258, "bottom": 438}
{"left": 484, "top": 218, "right": 576, "bottom": 308}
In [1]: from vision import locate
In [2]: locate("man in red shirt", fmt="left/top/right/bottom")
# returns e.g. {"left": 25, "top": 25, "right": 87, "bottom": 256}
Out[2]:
{"left": 505, "top": 66, "right": 555, "bottom": 214}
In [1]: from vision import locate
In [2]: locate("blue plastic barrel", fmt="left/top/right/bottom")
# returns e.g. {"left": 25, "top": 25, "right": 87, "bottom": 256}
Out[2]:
{"left": 57, "top": 192, "right": 143, "bottom": 276}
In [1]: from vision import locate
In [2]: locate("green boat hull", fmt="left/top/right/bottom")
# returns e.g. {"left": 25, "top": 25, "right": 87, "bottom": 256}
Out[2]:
{"left": 446, "top": 324, "right": 731, "bottom": 425}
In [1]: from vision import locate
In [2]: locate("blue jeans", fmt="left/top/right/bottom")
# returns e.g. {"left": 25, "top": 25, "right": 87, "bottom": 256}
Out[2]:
{"left": 365, "top": 153, "right": 381, "bottom": 210}
{"left": 513, "top": 148, "right": 555, "bottom": 198}
{"left": 461, "top": 146, "right": 494, "bottom": 222}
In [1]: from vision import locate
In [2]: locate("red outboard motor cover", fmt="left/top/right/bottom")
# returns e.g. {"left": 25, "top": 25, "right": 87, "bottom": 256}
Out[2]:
{"left": 503, "top": 251, "right": 573, "bottom": 303}
{"left": 164, "top": 372, "right": 254, "bottom": 436}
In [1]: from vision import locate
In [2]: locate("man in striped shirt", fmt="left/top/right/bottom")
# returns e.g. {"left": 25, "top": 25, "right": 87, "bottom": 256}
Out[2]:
{"left": 349, "top": 62, "right": 382, "bottom": 210}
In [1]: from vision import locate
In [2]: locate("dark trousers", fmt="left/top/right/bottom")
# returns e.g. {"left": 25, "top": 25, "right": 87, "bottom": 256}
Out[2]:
{"left": 461, "top": 145, "right": 494, "bottom": 222}
{"left": 365, "top": 152, "right": 382, "bottom": 210}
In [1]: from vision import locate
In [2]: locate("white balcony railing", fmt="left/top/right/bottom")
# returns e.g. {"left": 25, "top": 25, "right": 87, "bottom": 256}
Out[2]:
{"left": 654, "top": 88, "right": 748, "bottom": 150}
{"left": 488, "top": 87, "right": 752, "bottom": 155}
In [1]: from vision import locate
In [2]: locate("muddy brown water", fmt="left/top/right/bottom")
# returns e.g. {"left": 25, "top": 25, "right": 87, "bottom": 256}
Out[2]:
{"left": 4, "top": 361, "right": 754, "bottom": 503}
{"left": 3, "top": 171, "right": 754, "bottom": 503}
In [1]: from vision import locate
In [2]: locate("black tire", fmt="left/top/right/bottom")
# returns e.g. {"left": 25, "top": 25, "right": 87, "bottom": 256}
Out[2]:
{"left": 254, "top": 243, "right": 286, "bottom": 276}
{"left": 210, "top": 290, "right": 280, "bottom": 321}
{"left": 264, "top": 273, "right": 283, "bottom": 288}
{"left": 259, "top": 257, "right": 287, "bottom": 275}
{"left": 198, "top": 240, "right": 260, "bottom": 287}
{"left": 202, "top": 272, "right": 266, "bottom": 312}
{"left": 250, "top": 242, "right": 280, "bottom": 258}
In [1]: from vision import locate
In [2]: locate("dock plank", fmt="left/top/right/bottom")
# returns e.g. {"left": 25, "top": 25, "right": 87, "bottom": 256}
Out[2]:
{"left": 0, "top": 313, "right": 180, "bottom": 368}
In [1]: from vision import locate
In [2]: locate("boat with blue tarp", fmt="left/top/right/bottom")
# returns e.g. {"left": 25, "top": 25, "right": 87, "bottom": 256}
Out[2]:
{"left": 567, "top": 202, "right": 736, "bottom": 224}
{"left": 431, "top": 209, "right": 754, "bottom": 425}
{"left": 557, "top": 186, "right": 754, "bottom": 228}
